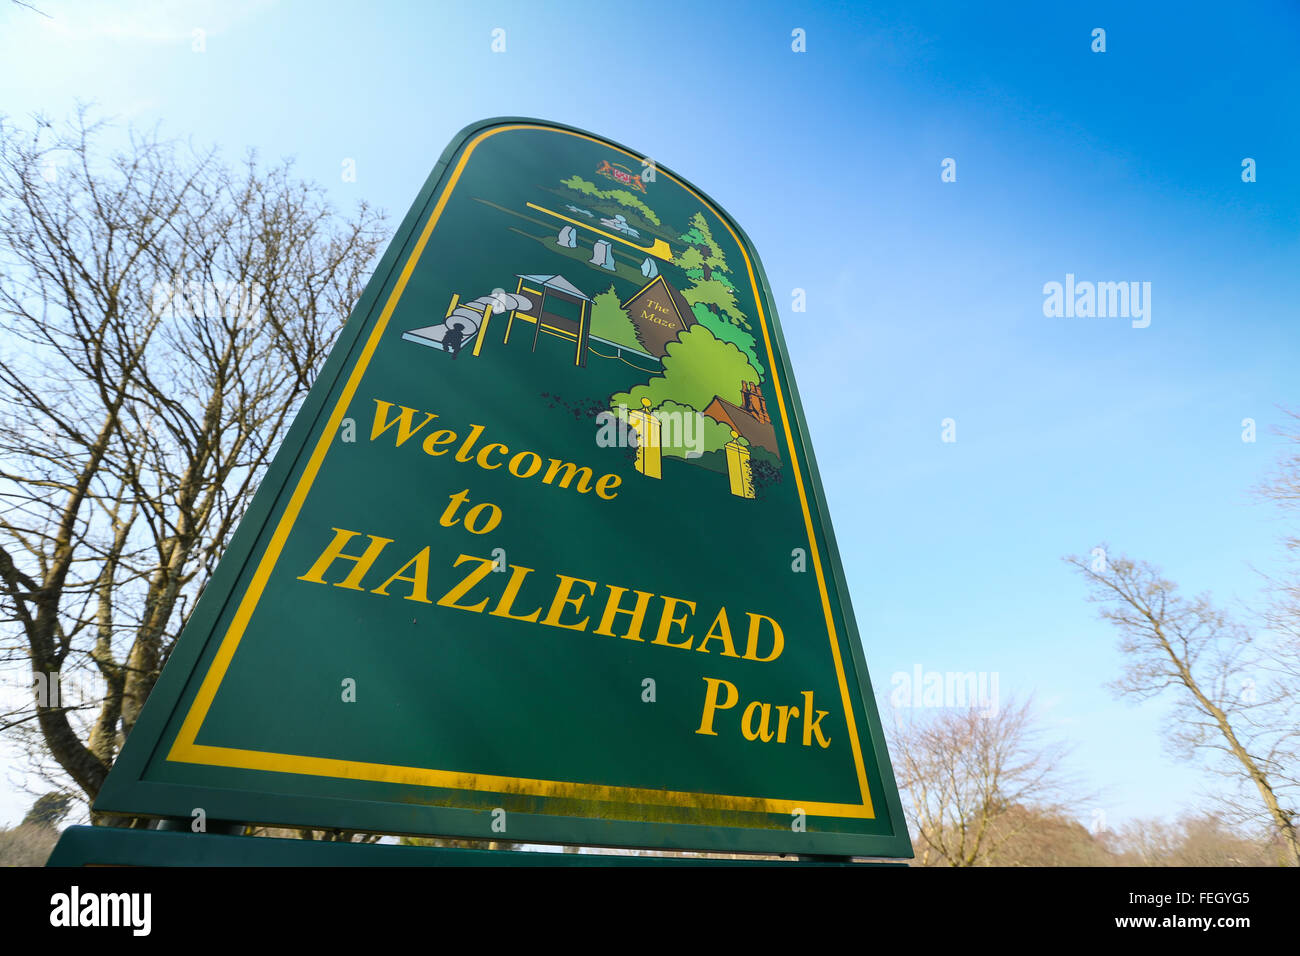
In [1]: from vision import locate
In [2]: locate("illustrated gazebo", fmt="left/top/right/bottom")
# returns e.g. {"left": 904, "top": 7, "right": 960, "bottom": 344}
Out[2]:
{"left": 502, "top": 274, "right": 593, "bottom": 367}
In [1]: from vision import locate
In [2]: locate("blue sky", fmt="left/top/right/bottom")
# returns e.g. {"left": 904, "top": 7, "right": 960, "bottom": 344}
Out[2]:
{"left": 1, "top": 0, "right": 1298, "bottom": 833}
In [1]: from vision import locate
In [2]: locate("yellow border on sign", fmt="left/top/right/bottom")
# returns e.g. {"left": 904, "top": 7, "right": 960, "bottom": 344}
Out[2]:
{"left": 166, "top": 125, "right": 876, "bottom": 821}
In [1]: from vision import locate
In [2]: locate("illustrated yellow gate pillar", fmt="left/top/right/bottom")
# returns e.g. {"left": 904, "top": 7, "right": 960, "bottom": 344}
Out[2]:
{"left": 470, "top": 304, "right": 492, "bottom": 357}
{"left": 628, "top": 398, "right": 661, "bottom": 479}
{"left": 724, "top": 430, "right": 755, "bottom": 499}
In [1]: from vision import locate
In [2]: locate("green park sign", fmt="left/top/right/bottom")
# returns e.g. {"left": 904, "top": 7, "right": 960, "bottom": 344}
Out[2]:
{"left": 94, "top": 118, "right": 912, "bottom": 858}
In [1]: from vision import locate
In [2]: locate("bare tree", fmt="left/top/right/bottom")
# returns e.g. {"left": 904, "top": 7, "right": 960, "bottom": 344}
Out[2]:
{"left": 0, "top": 821, "right": 58, "bottom": 865}
{"left": 9, "top": 1, "right": 51, "bottom": 18}
{"left": 1256, "top": 409, "right": 1300, "bottom": 554}
{"left": 888, "top": 695, "right": 1081, "bottom": 866}
{"left": 1068, "top": 549, "right": 1300, "bottom": 865}
{"left": 1107, "top": 813, "right": 1278, "bottom": 867}
{"left": 1254, "top": 409, "right": 1300, "bottom": 800}
{"left": 0, "top": 108, "right": 386, "bottom": 815}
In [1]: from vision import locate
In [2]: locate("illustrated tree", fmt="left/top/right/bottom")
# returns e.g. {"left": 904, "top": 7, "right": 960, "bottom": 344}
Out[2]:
{"left": 588, "top": 284, "right": 644, "bottom": 353}
{"left": 669, "top": 211, "right": 767, "bottom": 377}
{"left": 690, "top": 301, "right": 764, "bottom": 378}
{"left": 1067, "top": 549, "right": 1300, "bottom": 866}
{"left": 558, "top": 174, "right": 660, "bottom": 227}
{"left": 887, "top": 696, "right": 1082, "bottom": 866}
{"left": 674, "top": 212, "right": 745, "bottom": 327}
{"left": 0, "top": 110, "right": 386, "bottom": 817}
{"left": 611, "top": 324, "right": 759, "bottom": 415}
{"left": 649, "top": 399, "right": 734, "bottom": 460}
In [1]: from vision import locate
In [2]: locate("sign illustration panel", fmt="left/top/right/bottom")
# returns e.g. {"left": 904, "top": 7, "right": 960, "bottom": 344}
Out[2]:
{"left": 96, "top": 118, "right": 911, "bottom": 858}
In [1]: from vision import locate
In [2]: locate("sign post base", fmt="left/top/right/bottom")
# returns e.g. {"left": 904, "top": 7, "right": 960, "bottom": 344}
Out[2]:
{"left": 47, "top": 826, "right": 901, "bottom": 867}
